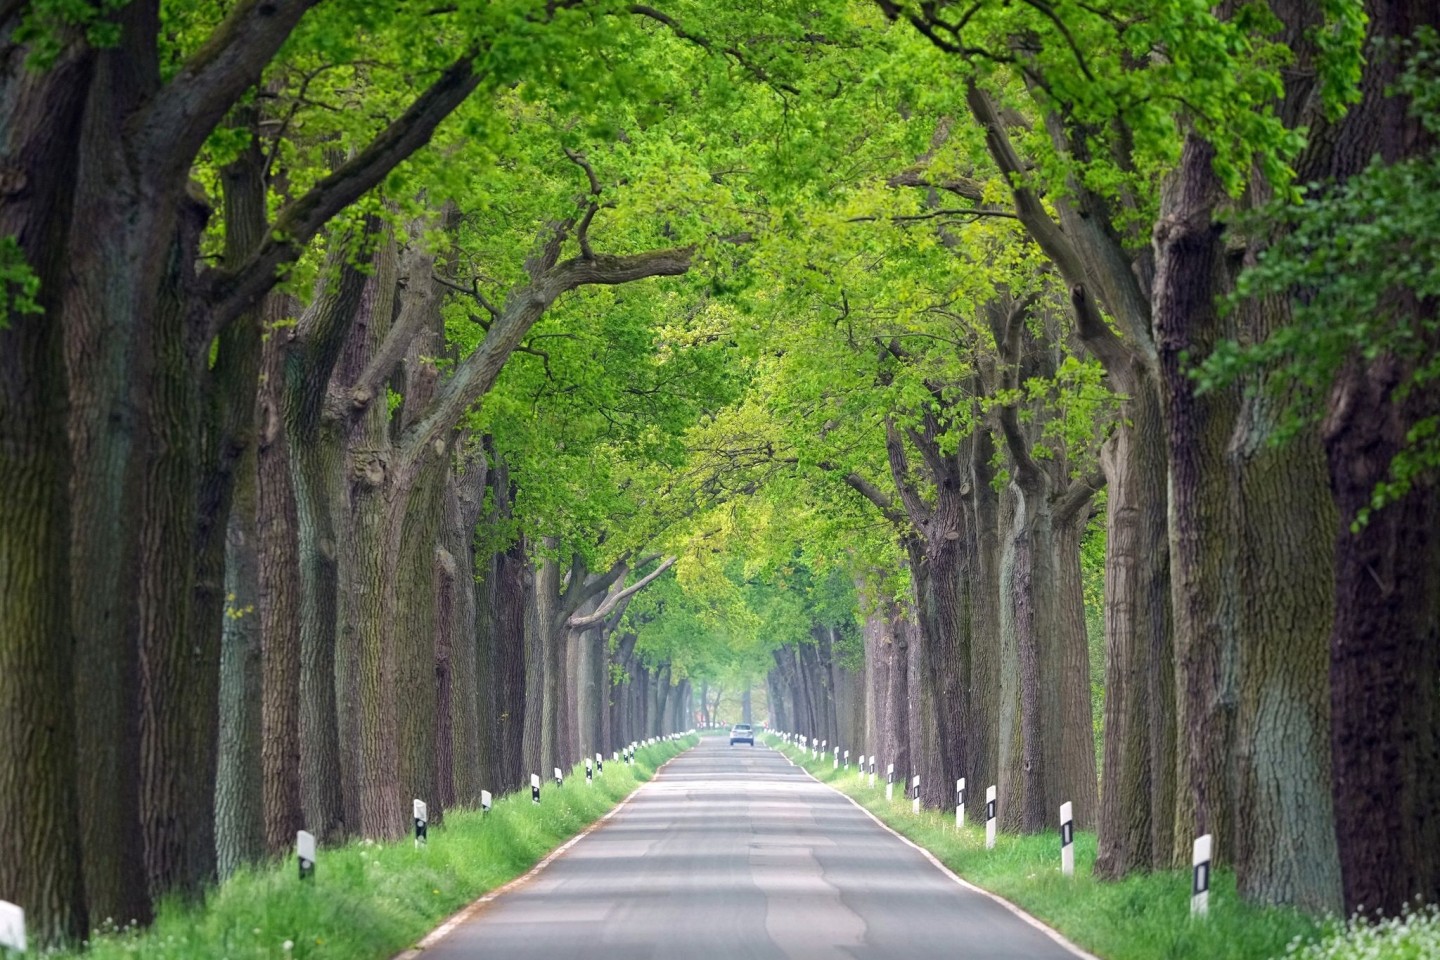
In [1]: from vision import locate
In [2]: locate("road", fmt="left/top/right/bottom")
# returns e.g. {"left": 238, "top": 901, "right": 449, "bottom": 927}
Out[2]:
{"left": 417, "top": 737, "right": 1086, "bottom": 959}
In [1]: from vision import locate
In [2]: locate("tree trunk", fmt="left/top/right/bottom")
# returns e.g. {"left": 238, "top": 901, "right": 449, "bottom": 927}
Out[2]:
{"left": 1054, "top": 507, "right": 1100, "bottom": 830}
{"left": 967, "top": 429, "right": 1003, "bottom": 806}
{"left": 215, "top": 458, "right": 264, "bottom": 879}
{"left": 0, "top": 36, "right": 91, "bottom": 943}
{"left": 258, "top": 293, "right": 304, "bottom": 857}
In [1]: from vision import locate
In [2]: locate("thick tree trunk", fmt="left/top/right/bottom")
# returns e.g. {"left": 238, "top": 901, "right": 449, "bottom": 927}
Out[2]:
{"left": 967, "top": 429, "right": 1003, "bottom": 804}
{"left": 0, "top": 36, "right": 91, "bottom": 944}
{"left": 215, "top": 460, "right": 264, "bottom": 879}
{"left": 1054, "top": 507, "right": 1100, "bottom": 830}
{"left": 1094, "top": 388, "right": 1176, "bottom": 876}
{"left": 258, "top": 339, "right": 303, "bottom": 857}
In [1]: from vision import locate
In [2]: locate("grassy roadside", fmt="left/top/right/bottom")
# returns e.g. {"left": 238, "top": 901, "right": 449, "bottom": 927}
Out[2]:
{"left": 35, "top": 736, "right": 695, "bottom": 960}
{"left": 767, "top": 735, "right": 1320, "bottom": 960}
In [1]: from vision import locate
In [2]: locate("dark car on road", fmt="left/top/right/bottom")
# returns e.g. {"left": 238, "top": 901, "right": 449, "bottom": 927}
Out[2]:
{"left": 729, "top": 723, "right": 755, "bottom": 746}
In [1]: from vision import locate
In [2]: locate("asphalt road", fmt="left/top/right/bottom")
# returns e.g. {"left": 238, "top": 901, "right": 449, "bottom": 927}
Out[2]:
{"left": 418, "top": 737, "right": 1085, "bottom": 959}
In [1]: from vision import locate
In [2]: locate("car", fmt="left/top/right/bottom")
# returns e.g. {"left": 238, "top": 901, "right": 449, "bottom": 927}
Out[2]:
{"left": 729, "top": 723, "right": 755, "bottom": 746}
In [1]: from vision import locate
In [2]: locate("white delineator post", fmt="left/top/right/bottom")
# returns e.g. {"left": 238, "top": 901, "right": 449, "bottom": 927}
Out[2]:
{"left": 985, "top": 785, "right": 998, "bottom": 849}
{"left": 531, "top": 773, "right": 541, "bottom": 804}
{"left": 1192, "top": 834, "right": 1213, "bottom": 917}
{"left": 833, "top": 747, "right": 839, "bottom": 770}
{"left": 885, "top": 763, "right": 896, "bottom": 801}
{"left": 1060, "top": 802, "right": 1074, "bottom": 876}
{"left": 296, "top": 829, "right": 316, "bottom": 880}
{"left": 480, "top": 790, "right": 493, "bottom": 814}
{"left": 0, "top": 898, "right": 27, "bottom": 953}
{"left": 554, "top": 766, "right": 564, "bottom": 788}
{"left": 956, "top": 778, "right": 966, "bottom": 829}
{"left": 413, "top": 798, "right": 428, "bottom": 847}
{"left": 869, "top": 756, "right": 877, "bottom": 789}
{"left": 596, "top": 752, "right": 604, "bottom": 776}
{"left": 912, "top": 775, "right": 921, "bottom": 814}
{"left": 585, "top": 758, "right": 593, "bottom": 785}
{"left": 843, "top": 749, "right": 850, "bottom": 771}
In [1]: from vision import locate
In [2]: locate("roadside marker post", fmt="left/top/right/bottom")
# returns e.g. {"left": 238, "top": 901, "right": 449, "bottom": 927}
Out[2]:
{"left": 531, "top": 773, "right": 541, "bottom": 804}
{"left": 843, "top": 749, "right": 850, "bottom": 771}
{"left": 869, "top": 756, "right": 877, "bottom": 789}
{"left": 985, "top": 785, "right": 997, "bottom": 849}
{"left": 1060, "top": 802, "right": 1074, "bottom": 876}
{"left": 296, "top": 830, "right": 316, "bottom": 880}
{"left": 886, "top": 763, "right": 895, "bottom": 802}
{"left": 1, "top": 899, "right": 26, "bottom": 953}
{"left": 911, "top": 775, "right": 921, "bottom": 814}
{"left": 833, "top": 747, "right": 839, "bottom": 770}
{"left": 596, "top": 752, "right": 604, "bottom": 776}
{"left": 481, "top": 790, "right": 492, "bottom": 814}
{"left": 585, "top": 758, "right": 593, "bottom": 785}
{"left": 413, "top": 799, "right": 428, "bottom": 847}
{"left": 554, "top": 767, "right": 564, "bottom": 789}
{"left": 1192, "top": 834, "right": 1213, "bottom": 917}
{"left": 956, "top": 778, "right": 966, "bottom": 829}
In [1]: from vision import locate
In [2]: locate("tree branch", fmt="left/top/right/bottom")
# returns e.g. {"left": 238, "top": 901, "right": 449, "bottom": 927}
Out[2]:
{"left": 204, "top": 48, "right": 486, "bottom": 332}
{"left": 138, "top": 0, "right": 319, "bottom": 183}
{"left": 401, "top": 243, "right": 693, "bottom": 461}
{"left": 628, "top": 4, "right": 800, "bottom": 95}
{"left": 568, "top": 556, "right": 676, "bottom": 628}
{"left": 1054, "top": 467, "right": 1105, "bottom": 523}
{"left": 885, "top": 418, "right": 932, "bottom": 523}
{"left": 350, "top": 237, "right": 441, "bottom": 410}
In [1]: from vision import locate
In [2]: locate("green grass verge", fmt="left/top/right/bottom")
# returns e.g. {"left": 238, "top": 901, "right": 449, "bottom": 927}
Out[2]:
{"left": 36, "top": 736, "right": 695, "bottom": 960}
{"left": 768, "top": 735, "right": 1323, "bottom": 960}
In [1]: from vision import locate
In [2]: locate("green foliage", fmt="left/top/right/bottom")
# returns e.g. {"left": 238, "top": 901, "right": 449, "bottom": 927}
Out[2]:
{"left": 1198, "top": 29, "right": 1440, "bottom": 525}
{"left": 773, "top": 736, "right": 1322, "bottom": 960}
{"left": 0, "top": 237, "right": 43, "bottom": 324}
{"left": 39, "top": 738, "right": 694, "bottom": 960}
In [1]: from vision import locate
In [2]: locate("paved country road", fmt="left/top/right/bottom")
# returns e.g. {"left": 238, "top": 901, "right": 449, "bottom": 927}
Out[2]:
{"left": 417, "top": 738, "right": 1087, "bottom": 959}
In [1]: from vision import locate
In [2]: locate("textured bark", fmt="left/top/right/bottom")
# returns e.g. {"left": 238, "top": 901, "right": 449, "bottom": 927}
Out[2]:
{"left": 1321, "top": 0, "right": 1440, "bottom": 916}
{"left": 284, "top": 232, "right": 372, "bottom": 843}
{"left": 136, "top": 182, "right": 215, "bottom": 901}
{"left": 434, "top": 540, "right": 458, "bottom": 814}
{"left": 258, "top": 303, "right": 304, "bottom": 855}
{"left": 525, "top": 549, "right": 555, "bottom": 778}
{"left": 446, "top": 451, "right": 486, "bottom": 807}
{"left": 1093, "top": 391, "right": 1176, "bottom": 876}
{"left": 1154, "top": 136, "right": 1238, "bottom": 868}
{"left": 1054, "top": 507, "right": 1100, "bottom": 830}
{"left": 0, "top": 27, "right": 91, "bottom": 944}
{"left": 967, "top": 428, "right": 1003, "bottom": 804}
{"left": 215, "top": 476, "right": 264, "bottom": 879}
{"left": 491, "top": 531, "right": 530, "bottom": 793}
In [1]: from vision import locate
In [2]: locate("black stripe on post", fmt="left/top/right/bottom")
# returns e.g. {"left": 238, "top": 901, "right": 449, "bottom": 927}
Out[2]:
{"left": 1061, "top": 822, "right": 1073, "bottom": 847}
{"left": 1193, "top": 862, "right": 1209, "bottom": 896}
{"left": 986, "top": 800, "right": 996, "bottom": 821}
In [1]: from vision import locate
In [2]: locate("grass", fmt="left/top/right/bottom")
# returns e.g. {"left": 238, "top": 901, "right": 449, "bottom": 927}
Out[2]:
{"left": 768, "top": 735, "right": 1325, "bottom": 960}
{"left": 27, "top": 736, "right": 695, "bottom": 960}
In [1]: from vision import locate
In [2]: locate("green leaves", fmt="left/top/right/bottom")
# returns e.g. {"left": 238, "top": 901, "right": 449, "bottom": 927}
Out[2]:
{"left": 0, "top": 238, "right": 44, "bottom": 325}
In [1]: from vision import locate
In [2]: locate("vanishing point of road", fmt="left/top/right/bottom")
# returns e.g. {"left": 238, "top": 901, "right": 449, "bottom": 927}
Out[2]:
{"left": 417, "top": 737, "right": 1088, "bottom": 959}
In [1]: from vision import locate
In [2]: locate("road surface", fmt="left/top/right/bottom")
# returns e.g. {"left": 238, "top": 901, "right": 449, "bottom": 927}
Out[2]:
{"left": 418, "top": 737, "right": 1084, "bottom": 959}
